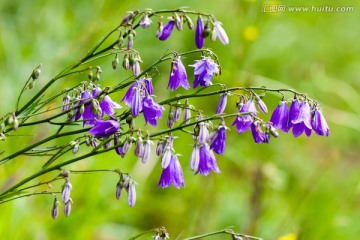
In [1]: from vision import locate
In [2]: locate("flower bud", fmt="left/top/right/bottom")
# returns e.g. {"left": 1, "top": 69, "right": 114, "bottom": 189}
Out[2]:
{"left": 185, "top": 15, "right": 194, "bottom": 30}
{"left": 51, "top": 198, "right": 60, "bottom": 219}
{"left": 32, "top": 64, "right": 42, "bottom": 80}
{"left": 118, "top": 36, "right": 124, "bottom": 48}
{"left": 173, "top": 102, "right": 181, "bottom": 122}
{"left": 255, "top": 94, "right": 268, "bottom": 114}
{"left": 216, "top": 93, "right": 228, "bottom": 114}
{"left": 0, "top": 120, "right": 5, "bottom": 132}
{"left": 127, "top": 33, "right": 134, "bottom": 50}
{"left": 134, "top": 135, "right": 144, "bottom": 157}
{"left": 132, "top": 58, "right": 141, "bottom": 76}
{"left": 60, "top": 169, "right": 70, "bottom": 178}
{"left": 141, "top": 139, "right": 151, "bottom": 164}
{"left": 112, "top": 54, "right": 119, "bottom": 70}
{"left": 121, "top": 136, "right": 132, "bottom": 156}
{"left": 127, "top": 181, "right": 136, "bottom": 207}
{"left": 213, "top": 20, "right": 229, "bottom": 45}
{"left": 61, "top": 181, "right": 72, "bottom": 203}
{"left": 0, "top": 132, "right": 6, "bottom": 141}
{"left": 203, "top": 21, "right": 211, "bottom": 38}
{"left": 270, "top": 126, "right": 279, "bottom": 138}
{"left": 193, "top": 123, "right": 200, "bottom": 137}
{"left": 72, "top": 142, "right": 79, "bottom": 154}
{"left": 9, "top": 113, "right": 19, "bottom": 131}
{"left": 156, "top": 17, "right": 164, "bottom": 38}
{"left": 115, "top": 181, "right": 122, "bottom": 200}
{"left": 174, "top": 13, "right": 182, "bottom": 31}
{"left": 195, "top": 17, "right": 205, "bottom": 49}
{"left": 122, "top": 54, "right": 130, "bottom": 70}
{"left": 210, "top": 29, "right": 217, "bottom": 42}
{"left": 28, "top": 80, "right": 34, "bottom": 89}
{"left": 167, "top": 111, "right": 175, "bottom": 129}
{"left": 64, "top": 199, "right": 72, "bottom": 217}
{"left": 88, "top": 68, "right": 93, "bottom": 80}
{"left": 91, "top": 138, "right": 99, "bottom": 148}
{"left": 198, "top": 122, "right": 209, "bottom": 144}
{"left": 161, "top": 147, "right": 172, "bottom": 169}
{"left": 156, "top": 140, "right": 164, "bottom": 156}
{"left": 104, "top": 140, "right": 112, "bottom": 149}
{"left": 122, "top": 11, "right": 135, "bottom": 25}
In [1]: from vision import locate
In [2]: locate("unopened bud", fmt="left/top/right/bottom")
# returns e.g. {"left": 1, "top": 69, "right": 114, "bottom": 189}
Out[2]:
{"left": 270, "top": 126, "right": 279, "bottom": 138}
{"left": 122, "top": 54, "right": 130, "bottom": 70}
{"left": 64, "top": 199, "right": 72, "bottom": 217}
{"left": 134, "top": 136, "right": 144, "bottom": 157}
{"left": 122, "top": 11, "right": 135, "bottom": 25}
{"left": 190, "top": 144, "right": 200, "bottom": 171}
{"left": 210, "top": 29, "right": 217, "bottom": 42}
{"left": 51, "top": 198, "right": 60, "bottom": 219}
{"left": 62, "top": 181, "right": 72, "bottom": 203}
{"left": 141, "top": 139, "right": 151, "bottom": 164}
{"left": 118, "top": 36, "right": 124, "bottom": 48}
{"left": 112, "top": 55, "right": 119, "bottom": 70}
{"left": 0, "top": 121, "right": 5, "bottom": 132}
{"left": 0, "top": 132, "right": 6, "bottom": 141}
{"left": 88, "top": 68, "right": 93, "bottom": 80}
{"left": 115, "top": 181, "right": 122, "bottom": 200}
{"left": 127, "top": 33, "right": 134, "bottom": 50}
{"left": 156, "top": 17, "right": 164, "bottom": 38}
{"left": 185, "top": 15, "right": 194, "bottom": 30}
{"left": 203, "top": 21, "right": 211, "bottom": 38}
{"left": 28, "top": 80, "right": 34, "bottom": 89}
{"left": 193, "top": 123, "right": 200, "bottom": 137}
{"left": 161, "top": 148, "right": 172, "bottom": 169}
{"left": 156, "top": 140, "right": 164, "bottom": 156}
{"left": 174, "top": 13, "right": 182, "bottom": 30}
{"left": 127, "top": 181, "right": 136, "bottom": 207}
{"left": 173, "top": 102, "right": 181, "bottom": 122}
{"left": 32, "top": 64, "right": 42, "bottom": 80}
{"left": 140, "top": 14, "right": 152, "bottom": 28}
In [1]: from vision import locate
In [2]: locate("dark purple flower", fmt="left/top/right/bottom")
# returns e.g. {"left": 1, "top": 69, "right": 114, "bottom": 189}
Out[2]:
{"left": 288, "top": 99, "right": 301, "bottom": 129}
{"left": 270, "top": 101, "right": 289, "bottom": 132}
{"left": 312, "top": 109, "right": 329, "bottom": 136}
{"left": 89, "top": 120, "right": 120, "bottom": 138}
{"left": 168, "top": 56, "right": 189, "bottom": 91}
{"left": 216, "top": 93, "right": 228, "bottom": 114}
{"left": 232, "top": 100, "right": 257, "bottom": 133}
{"left": 142, "top": 95, "right": 165, "bottom": 126}
{"left": 158, "top": 20, "right": 175, "bottom": 41}
{"left": 196, "top": 144, "right": 220, "bottom": 176}
{"left": 289, "top": 101, "right": 312, "bottom": 137}
{"left": 191, "top": 57, "right": 219, "bottom": 88}
{"left": 210, "top": 125, "right": 227, "bottom": 155}
{"left": 250, "top": 121, "right": 266, "bottom": 144}
{"left": 158, "top": 155, "right": 185, "bottom": 189}
{"left": 121, "top": 80, "right": 143, "bottom": 107}
{"left": 195, "top": 17, "right": 205, "bottom": 49}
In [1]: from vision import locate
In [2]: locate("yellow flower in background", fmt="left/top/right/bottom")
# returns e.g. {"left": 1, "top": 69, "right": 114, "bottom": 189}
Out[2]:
{"left": 243, "top": 26, "right": 259, "bottom": 41}
{"left": 278, "top": 233, "right": 298, "bottom": 240}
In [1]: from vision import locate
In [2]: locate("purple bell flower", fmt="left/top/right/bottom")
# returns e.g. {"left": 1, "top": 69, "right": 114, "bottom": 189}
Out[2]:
{"left": 213, "top": 20, "right": 229, "bottom": 45}
{"left": 196, "top": 144, "right": 220, "bottom": 176}
{"left": 121, "top": 80, "right": 144, "bottom": 106}
{"left": 144, "top": 77, "right": 154, "bottom": 95}
{"left": 158, "top": 155, "right": 185, "bottom": 189}
{"left": 290, "top": 101, "right": 312, "bottom": 137}
{"left": 270, "top": 101, "right": 289, "bottom": 132}
{"left": 158, "top": 20, "right": 175, "bottom": 41}
{"left": 312, "top": 109, "right": 329, "bottom": 137}
{"left": 131, "top": 87, "right": 142, "bottom": 117}
{"left": 191, "top": 57, "right": 219, "bottom": 88}
{"left": 210, "top": 125, "right": 227, "bottom": 155}
{"left": 232, "top": 100, "right": 257, "bottom": 133}
{"left": 140, "top": 14, "right": 152, "bottom": 28}
{"left": 89, "top": 120, "right": 120, "bottom": 138}
{"left": 142, "top": 95, "right": 165, "bottom": 126}
{"left": 195, "top": 17, "right": 205, "bottom": 49}
{"left": 250, "top": 121, "right": 266, "bottom": 143}
{"left": 168, "top": 56, "right": 190, "bottom": 91}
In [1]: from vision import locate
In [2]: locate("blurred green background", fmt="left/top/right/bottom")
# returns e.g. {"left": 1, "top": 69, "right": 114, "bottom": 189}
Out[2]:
{"left": 0, "top": 0, "right": 360, "bottom": 239}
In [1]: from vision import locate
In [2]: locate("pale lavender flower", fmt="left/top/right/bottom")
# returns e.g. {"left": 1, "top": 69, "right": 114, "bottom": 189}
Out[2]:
{"left": 183, "top": 105, "right": 191, "bottom": 124}
{"left": 197, "top": 122, "right": 209, "bottom": 144}
{"left": 134, "top": 135, "right": 144, "bottom": 157}
{"left": 255, "top": 95, "right": 268, "bottom": 114}
{"left": 216, "top": 93, "right": 228, "bottom": 114}
{"left": 161, "top": 147, "right": 172, "bottom": 169}
{"left": 190, "top": 144, "right": 200, "bottom": 171}
{"left": 191, "top": 57, "right": 219, "bottom": 88}
{"left": 64, "top": 199, "right": 72, "bottom": 217}
{"left": 127, "top": 181, "right": 136, "bottom": 207}
{"left": 158, "top": 20, "right": 175, "bottom": 41}
{"left": 140, "top": 14, "right": 152, "bottom": 28}
{"left": 158, "top": 155, "right": 185, "bottom": 189}
{"left": 62, "top": 94, "right": 71, "bottom": 112}
{"left": 122, "top": 11, "right": 135, "bottom": 25}
{"left": 61, "top": 181, "right": 72, "bottom": 203}
{"left": 270, "top": 101, "right": 289, "bottom": 132}
{"left": 213, "top": 20, "right": 229, "bottom": 45}
{"left": 132, "top": 58, "right": 141, "bottom": 76}
{"left": 89, "top": 120, "right": 120, "bottom": 138}
{"left": 142, "top": 95, "right": 165, "bottom": 126}
{"left": 131, "top": 87, "right": 142, "bottom": 116}
{"left": 141, "top": 138, "right": 151, "bottom": 163}
{"left": 195, "top": 17, "right": 205, "bottom": 49}
{"left": 196, "top": 144, "right": 220, "bottom": 176}
{"left": 173, "top": 104, "right": 181, "bottom": 122}
{"left": 312, "top": 109, "right": 329, "bottom": 136}
{"left": 121, "top": 136, "right": 132, "bottom": 157}
{"left": 232, "top": 100, "right": 257, "bottom": 133}
{"left": 156, "top": 140, "right": 165, "bottom": 156}
{"left": 168, "top": 56, "right": 190, "bottom": 91}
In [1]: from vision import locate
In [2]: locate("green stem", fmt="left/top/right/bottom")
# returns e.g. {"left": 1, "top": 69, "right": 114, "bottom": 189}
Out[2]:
{"left": 0, "top": 191, "right": 60, "bottom": 205}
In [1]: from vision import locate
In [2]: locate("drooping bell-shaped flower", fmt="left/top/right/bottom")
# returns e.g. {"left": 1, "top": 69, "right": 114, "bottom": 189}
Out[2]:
{"left": 142, "top": 95, "right": 165, "bottom": 126}
{"left": 312, "top": 109, "right": 330, "bottom": 137}
{"left": 251, "top": 121, "right": 266, "bottom": 143}
{"left": 197, "top": 122, "right": 209, "bottom": 144}
{"left": 210, "top": 124, "right": 227, "bottom": 155}
{"left": 191, "top": 57, "right": 220, "bottom": 88}
{"left": 158, "top": 155, "right": 185, "bottom": 189}
{"left": 232, "top": 100, "right": 257, "bottom": 133}
{"left": 144, "top": 77, "right": 154, "bottom": 95}
{"left": 141, "top": 138, "right": 151, "bottom": 163}
{"left": 216, "top": 93, "right": 228, "bottom": 114}
{"left": 158, "top": 20, "right": 175, "bottom": 41}
{"left": 140, "top": 14, "right": 152, "bottom": 28}
{"left": 168, "top": 56, "right": 190, "bottom": 91}
{"left": 195, "top": 17, "right": 205, "bottom": 49}
{"left": 290, "top": 101, "right": 312, "bottom": 137}
{"left": 121, "top": 80, "right": 143, "bottom": 107}
{"left": 196, "top": 144, "right": 220, "bottom": 176}
{"left": 127, "top": 181, "right": 136, "bottom": 207}
{"left": 190, "top": 144, "right": 200, "bottom": 171}
{"left": 213, "top": 20, "right": 229, "bottom": 45}
{"left": 89, "top": 120, "right": 120, "bottom": 138}
{"left": 270, "top": 101, "right": 289, "bottom": 132}
{"left": 131, "top": 87, "right": 142, "bottom": 117}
